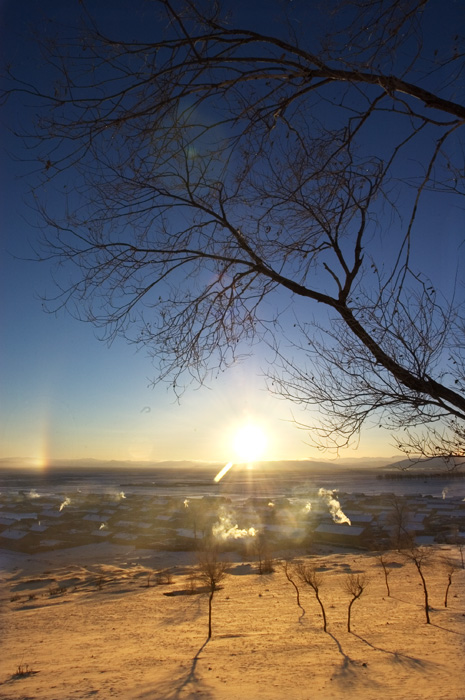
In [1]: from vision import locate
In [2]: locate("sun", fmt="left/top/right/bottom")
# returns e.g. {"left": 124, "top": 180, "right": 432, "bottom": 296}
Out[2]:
{"left": 233, "top": 423, "right": 268, "bottom": 463}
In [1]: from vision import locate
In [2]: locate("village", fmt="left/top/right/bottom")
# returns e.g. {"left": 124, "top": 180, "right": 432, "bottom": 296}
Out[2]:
{"left": 1, "top": 484, "right": 464, "bottom": 556}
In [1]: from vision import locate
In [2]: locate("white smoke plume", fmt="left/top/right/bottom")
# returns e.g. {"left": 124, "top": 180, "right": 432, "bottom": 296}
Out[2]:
{"left": 184, "top": 499, "right": 189, "bottom": 508}
{"left": 442, "top": 487, "right": 449, "bottom": 500}
{"left": 59, "top": 497, "right": 71, "bottom": 512}
{"left": 268, "top": 501, "right": 275, "bottom": 508}
{"left": 99, "top": 523, "right": 107, "bottom": 530}
{"left": 303, "top": 502, "right": 312, "bottom": 513}
{"left": 212, "top": 506, "right": 257, "bottom": 540}
{"left": 28, "top": 489, "right": 40, "bottom": 499}
{"left": 318, "top": 488, "right": 351, "bottom": 525}
{"left": 109, "top": 490, "right": 126, "bottom": 502}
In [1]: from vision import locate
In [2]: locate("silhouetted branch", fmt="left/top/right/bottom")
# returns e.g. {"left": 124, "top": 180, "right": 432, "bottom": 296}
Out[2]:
{"left": 3, "top": 0, "right": 464, "bottom": 458}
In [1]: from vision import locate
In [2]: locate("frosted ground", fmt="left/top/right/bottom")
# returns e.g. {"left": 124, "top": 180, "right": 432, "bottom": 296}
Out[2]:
{"left": 1, "top": 463, "right": 464, "bottom": 698}
{"left": 1, "top": 542, "right": 464, "bottom": 700}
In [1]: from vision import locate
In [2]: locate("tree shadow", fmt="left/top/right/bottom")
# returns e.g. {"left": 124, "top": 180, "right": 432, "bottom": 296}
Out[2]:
{"left": 328, "top": 631, "right": 355, "bottom": 670}
{"left": 389, "top": 593, "right": 420, "bottom": 607}
{"left": 175, "top": 637, "right": 211, "bottom": 696}
{"left": 328, "top": 632, "right": 380, "bottom": 692}
{"left": 135, "top": 637, "right": 214, "bottom": 700}
{"left": 429, "top": 622, "right": 465, "bottom": 636}
{"left": 351, "top": 633, "right": 431, "bottom": 669}
{"left": 328, "top": 631, "right": 360, "bottom": 680}
{"left": 227, "top": 563, "right": 254, "bottom": 576}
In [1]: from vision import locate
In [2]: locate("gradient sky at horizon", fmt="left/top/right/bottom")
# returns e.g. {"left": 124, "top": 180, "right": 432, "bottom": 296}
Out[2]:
{"left": 0, "top": 0, "right": 462, "bottom": 466}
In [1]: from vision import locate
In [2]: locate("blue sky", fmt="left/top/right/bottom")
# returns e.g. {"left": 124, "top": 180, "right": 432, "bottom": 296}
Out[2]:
{"left": 0, "top": 0, "right": 462, "bottom": 466}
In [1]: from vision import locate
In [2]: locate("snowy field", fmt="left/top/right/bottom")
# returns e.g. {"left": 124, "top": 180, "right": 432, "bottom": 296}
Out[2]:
{"left": 1, "top": 543, "right": 464, "bottom": 700}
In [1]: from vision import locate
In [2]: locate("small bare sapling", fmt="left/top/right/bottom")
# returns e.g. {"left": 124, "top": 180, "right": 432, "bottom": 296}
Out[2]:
{"left": 377, "top": 553, "right": 393, "bottom": 597}
{"left": 197, "top": 542, "right": 228, "bottom": 639}
{"left": 387, "top": 496, "right": 414, "bottom": 551}
{"left": 15, "top": 664, "right": 31, "bottom": 677}
{"left": 155, "top": 569, "right": 174, "bottom": 586}
{"left": 345, "top": 573, "right": 368, "bottom": 633}
{"left": 253, "top": 535, "right": 274, "bottom": 575}
{"left": 442, "top": 556, "right": 459, "bottom": 608}
{"left": 187, "top": 570, "right": 198, "bottom": 594}
{"left": 402, "top": 546, "right": 433, "bottom": 624}
{"left": 295, "top": 562, "right": 327, "bottom": 632}
{"left": 457, "top": 542, "right": 464, "bottom": 570}
{"left": 281, "top": 560, "right": 305, "bottom": 618}
{"left": 14, "top": 657, "right": 36, "bottom": 678}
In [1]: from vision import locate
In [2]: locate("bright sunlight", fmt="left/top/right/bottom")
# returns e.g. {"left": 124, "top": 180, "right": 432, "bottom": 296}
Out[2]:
{"left": 214, "top": 421, "right": 269, "bottom": 483}
{"left": 233, "top": 423, "right": 268, "bottom": 463}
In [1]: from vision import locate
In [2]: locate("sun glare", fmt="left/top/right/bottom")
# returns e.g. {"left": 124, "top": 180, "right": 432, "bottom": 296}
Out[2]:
{"left": 233, "top": 423, "right": 267, "bottom": 463}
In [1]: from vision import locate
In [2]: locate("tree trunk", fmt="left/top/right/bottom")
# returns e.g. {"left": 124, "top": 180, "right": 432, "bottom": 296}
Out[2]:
{"left": 382, "top": 564, "right": 391, "bottom": 597}
{"left": 416, "top": 565, "right": 430, "bottom": 624}
{"left": 208, "top": 590, "right": 213, "bottom": 638}
{"left": 316, "top": 592, "right": 327, "bottom": 633}
{"left": 444, "top": 575, "right": 452, "bottom": 608}
{"left": 347, "top": 599, "right": 354, "bottom": 633}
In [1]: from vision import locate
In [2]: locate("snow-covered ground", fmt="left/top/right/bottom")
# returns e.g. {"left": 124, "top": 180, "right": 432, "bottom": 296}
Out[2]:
{"left": 1, "top": 543, "right": 464, "bottom": 699}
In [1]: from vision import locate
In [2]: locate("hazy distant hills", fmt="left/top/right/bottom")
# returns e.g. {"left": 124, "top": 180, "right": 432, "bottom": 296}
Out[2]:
{"left": 319, "top": 456, "right": 402, "bottom": 469}
{"left": 0, "top": 457, "right": 220, "bottom": 471}
{"left": 0, "top": 455, "right": 403, "bottom": 471}
{"left": 4, "top": 454, "right": 462, "bottom": 473}
{"left": 381, "top": 456, "right": 464, "bottom": 472}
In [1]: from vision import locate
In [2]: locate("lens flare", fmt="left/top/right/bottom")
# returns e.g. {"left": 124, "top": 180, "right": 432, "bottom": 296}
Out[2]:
{"left": 214, "top": 462, "right": 234, "bottom": 483}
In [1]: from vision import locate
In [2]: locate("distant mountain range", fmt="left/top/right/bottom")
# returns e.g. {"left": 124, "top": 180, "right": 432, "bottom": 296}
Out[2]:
{"left": 3, "top": 454, "right": 462, "bottom": 473}
{"left": 0, "top": 455, "right": 403, "bottom": 471}
{"left": 380, "top": 456, "right": 464, "bottom": 472}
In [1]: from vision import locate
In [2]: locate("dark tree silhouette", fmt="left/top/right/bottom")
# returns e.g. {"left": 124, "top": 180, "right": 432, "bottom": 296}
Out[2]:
{"left": 196, "top": 542, "right": 228, "bottom": 639}
{"left": 345, "top": 573, "right": 368, "bottom": 633}
{"left": 442, "top": 556, "right": 459, "bottom": 608}
{"left": 281, "top": 560, "right": 305, "bottom": 619}
{"left": 253, "top": 534, "right": 274, "bottom": 575}
{"left": 402, "top": 546, "right": 433, "bottom": 624}
{"left": 387, "top": 496, "right": 414, "bottom": 551}
{"left": 295, "top": 562, "right": 328, "bottom": 633}
{"left": 450, "top": 532, "right": 465, "bottom": 569}
{"left": 3, "top": 0, "right": 465, "bottom": 460}
{"left": 376, "top": 553, "right": 393, "bottom": 597}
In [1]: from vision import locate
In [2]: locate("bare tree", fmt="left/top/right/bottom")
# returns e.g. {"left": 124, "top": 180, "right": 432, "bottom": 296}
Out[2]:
{"left": 185, "top": 499, "right": 207, "bottom": 541}
{"left": 387, "top": 496, "right": 414, "bottom": 551}
{"left": 281, "top": 560, "right": 305, "bottom": 618}
{"left": 3, "top": 0, "right": 465, "bottom": 460}
{"left": 253, "top": 534, "right": 274, "bottom": 575}
{"left": 450, "top": 531, "right": 465, "bottom": 569}
{"left": 376, "top": 552, "right": 393, "bottom": 597}
{"left": 295, "top": 562, "right": 328, "bottom": 633}
{"left": 402, "top": 546, "right": 433, "bottom": 624}
{"left": 442, "top": 556, "right": 459, "bottom": 608}
{"left": 345, "top": 573, "right": 368, "bottom": 633}
{"left": 459, "top": 543, "right": 465, "bottom": 571}
{"left": 196, "top": 541, "right": 228, "bottom": 639}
